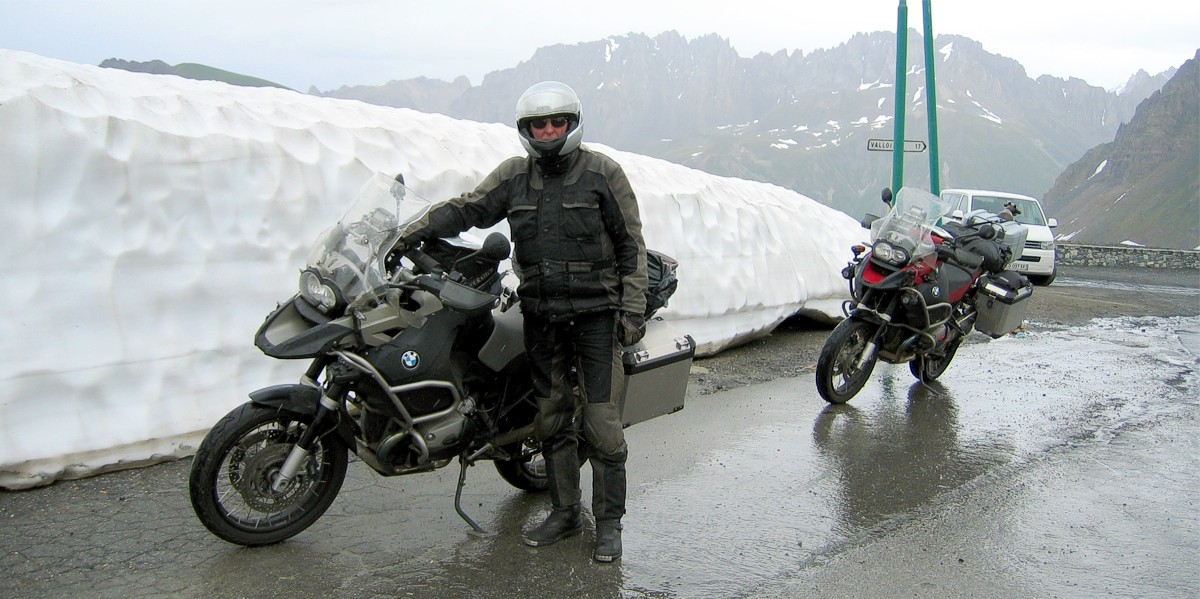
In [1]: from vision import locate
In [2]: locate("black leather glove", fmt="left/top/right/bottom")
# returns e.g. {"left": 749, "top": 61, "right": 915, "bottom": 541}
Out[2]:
{"left": 396, "top": 236, "right": 419, "bottom": 253}
{"left": 386, "top": 237, "right": 416, "bottom": 271}
{"left": 618, "top": 311, "right": 646, "bottom": 347}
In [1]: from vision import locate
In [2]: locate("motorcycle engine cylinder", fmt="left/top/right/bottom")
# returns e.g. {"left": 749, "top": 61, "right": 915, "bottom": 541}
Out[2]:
{"left": 417, "top": 411, "right": 467, "bottom": 456}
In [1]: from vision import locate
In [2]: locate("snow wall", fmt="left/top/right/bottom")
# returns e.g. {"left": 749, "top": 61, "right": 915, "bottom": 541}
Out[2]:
{"left": 0, "top": 50, "right": 865, "bottom": 489}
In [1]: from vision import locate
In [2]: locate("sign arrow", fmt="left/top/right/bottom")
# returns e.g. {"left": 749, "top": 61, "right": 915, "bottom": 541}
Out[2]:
{"left": 867, "top": 139, "right": 927, "bottom": 153}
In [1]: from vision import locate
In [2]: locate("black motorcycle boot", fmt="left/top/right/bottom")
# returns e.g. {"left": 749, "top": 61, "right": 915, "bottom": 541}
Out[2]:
{"left": 523, "top": 504, "right": 583, "bottom": 547}
{"left": 593, "top": 518, "right": 623, "bottom": 562}
{"left": 524, "top": 435, "right": 583, "bottom": 547}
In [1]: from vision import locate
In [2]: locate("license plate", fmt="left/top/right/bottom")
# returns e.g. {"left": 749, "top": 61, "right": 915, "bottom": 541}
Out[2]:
{"left": 1011, "top": 262, "right": 1029, "bottom": 271}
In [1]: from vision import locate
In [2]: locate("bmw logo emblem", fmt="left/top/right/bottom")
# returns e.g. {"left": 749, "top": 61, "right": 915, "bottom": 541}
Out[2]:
{"left": 401, "top": 351, "right": 420, "bottom": 369}
{"left": 931, "top": 286, "right": 941, "bottom": 297}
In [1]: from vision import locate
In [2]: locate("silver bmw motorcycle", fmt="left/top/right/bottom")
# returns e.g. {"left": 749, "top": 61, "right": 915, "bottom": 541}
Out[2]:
{"left": 188, "top": 173, "right": 693, "bottom": 545}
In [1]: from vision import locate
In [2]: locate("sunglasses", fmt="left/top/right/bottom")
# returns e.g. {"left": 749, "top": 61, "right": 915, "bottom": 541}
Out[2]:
{"left": 528, "top": 116, "right": 571, "bottom": 130}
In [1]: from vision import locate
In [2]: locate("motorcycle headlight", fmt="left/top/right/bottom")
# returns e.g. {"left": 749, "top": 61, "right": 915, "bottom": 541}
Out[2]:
{"left": 299, "top": 269, "right": 340, "bottom": 313}
{"left": 872, "top": 242, "right": 909, "bottom": 266}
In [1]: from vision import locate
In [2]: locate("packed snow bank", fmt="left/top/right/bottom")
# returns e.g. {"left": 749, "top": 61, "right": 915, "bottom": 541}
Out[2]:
{"left": 0, "top": 50, "right": 864, "bottom": 489}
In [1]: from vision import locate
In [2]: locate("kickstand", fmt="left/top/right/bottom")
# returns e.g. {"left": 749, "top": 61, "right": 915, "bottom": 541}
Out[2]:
{"left": 454, "top": 456, "right": 495, "bottom": 538}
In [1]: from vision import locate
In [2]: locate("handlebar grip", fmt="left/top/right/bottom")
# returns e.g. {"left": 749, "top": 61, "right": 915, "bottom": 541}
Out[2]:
{"left": 409, "top": 248, "right": 442, "bottom": 274}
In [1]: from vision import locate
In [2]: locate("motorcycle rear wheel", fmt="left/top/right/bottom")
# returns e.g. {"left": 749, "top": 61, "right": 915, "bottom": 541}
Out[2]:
{"left": 494, "top": 443, "right": 549, "bottom": 492}
{"left": 816, "top": 318, "right": 879, "bottom": 404}
{"left": 188, "top": 402, "right": 348, "bottom": 546}
{"left": 910, "top": 336, "right": 962, "bottom": 382}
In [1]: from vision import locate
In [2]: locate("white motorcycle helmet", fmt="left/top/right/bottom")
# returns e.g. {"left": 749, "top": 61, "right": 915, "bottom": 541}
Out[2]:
{"left": 515, "top": 81, "right": 583, "bottom": 159}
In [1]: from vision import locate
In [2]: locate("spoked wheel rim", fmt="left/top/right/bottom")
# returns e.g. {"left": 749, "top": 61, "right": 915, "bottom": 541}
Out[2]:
{"left": 830, "top": 330, "right": 870, "bottom": 392}
{"left": 816, "top": 318, "right": 878, "bottom": 403}
{"left": 190, "top": 403, "right": 348, "bottom": 546}
{"left": 214, "top": 421, "right": 338, "bottom": 532}
{"left": 494, "top": 440, "right": 549, "bottom": 492}
{"left": 517, "top": 453, "right": 546, "bottom": 479}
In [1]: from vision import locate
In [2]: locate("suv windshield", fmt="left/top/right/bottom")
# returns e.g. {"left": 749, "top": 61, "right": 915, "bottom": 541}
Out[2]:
{"left": 971, "top": 195, "right": 1048, "bottom": 226}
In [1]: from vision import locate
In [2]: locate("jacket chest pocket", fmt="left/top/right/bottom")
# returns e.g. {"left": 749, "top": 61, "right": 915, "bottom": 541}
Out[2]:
{"left": 562, "top": 198, "right": 603, "bottom": 240}
{"left": 507, "top": 202, "right": 538, "bottom": 242}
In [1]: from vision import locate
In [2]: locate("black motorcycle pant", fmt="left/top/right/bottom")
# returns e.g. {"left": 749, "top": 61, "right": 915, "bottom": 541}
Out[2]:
{"left": 524, "top": 309, "right": 628, "bottom": 522}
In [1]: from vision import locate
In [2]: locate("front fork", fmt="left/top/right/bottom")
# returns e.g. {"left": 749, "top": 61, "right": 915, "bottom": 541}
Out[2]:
{"left": 855, "top": 338, "right": 880, "bottom": 371}
{"left": 849, "top": 290, "right": 897, "bottom": 371}
{"left": 271, "top": 359, "right": 340, "bottom": 494}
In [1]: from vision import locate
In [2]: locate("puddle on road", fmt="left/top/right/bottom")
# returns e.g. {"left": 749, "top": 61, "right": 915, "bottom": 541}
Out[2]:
{"left": 7, "top": 319, "right": 1196, "bottom": 599}
{"left": 174, "top": 315, "right": 1195, "bottom": 599}
{"left": 615, "top": 315, "right": 1200, "bottom": 597}
{"left": 77, "top": 316, "right": 1187, "bottom": 599}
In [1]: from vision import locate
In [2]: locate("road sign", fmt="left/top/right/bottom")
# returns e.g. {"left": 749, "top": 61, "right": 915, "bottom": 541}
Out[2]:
{"left": 867, "top": 139, "right": 927, "bottom": 153}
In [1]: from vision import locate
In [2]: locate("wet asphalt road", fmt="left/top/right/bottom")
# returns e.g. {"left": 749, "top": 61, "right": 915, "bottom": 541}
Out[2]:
{"left": 2, "top": 267, "right": 1198, "bottom": 599}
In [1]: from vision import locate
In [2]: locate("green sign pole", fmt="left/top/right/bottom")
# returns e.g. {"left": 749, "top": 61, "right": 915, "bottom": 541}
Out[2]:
{"left": 922, "top": 0, "right": 941, "bottom": 195}
{"left": 891, "top": 0, "right": 909, "bottom": 199}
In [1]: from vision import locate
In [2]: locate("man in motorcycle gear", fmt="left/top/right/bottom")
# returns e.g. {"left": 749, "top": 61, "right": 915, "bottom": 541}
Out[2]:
{"left": 398, "top": 81, "right": 647, "bottom": 562}
{"left": 516, "top": 81, "right": 584, "bottom": 171}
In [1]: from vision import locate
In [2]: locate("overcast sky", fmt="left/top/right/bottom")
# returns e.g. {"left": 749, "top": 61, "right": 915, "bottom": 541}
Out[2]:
{"left": 2, "top": 0, "right": 1196, "bottom": 92}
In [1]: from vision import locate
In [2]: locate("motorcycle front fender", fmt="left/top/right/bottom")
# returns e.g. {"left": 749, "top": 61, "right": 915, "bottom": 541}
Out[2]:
{"left": 249, "top": 384, "right": 356, "bottom": 448}
{"left": 848, "top": 289, "right": 901, "bottom": 330}
{"left": 848, "top": 307, "right": 882, "bottom": 326}
{"left": 249, "top": 384, "right": 322, "bottom": 416}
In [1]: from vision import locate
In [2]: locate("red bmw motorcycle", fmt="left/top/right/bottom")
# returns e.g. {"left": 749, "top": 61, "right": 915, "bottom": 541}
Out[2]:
{"left": 815, "top": 187, "right": 1033, "bottom": 404}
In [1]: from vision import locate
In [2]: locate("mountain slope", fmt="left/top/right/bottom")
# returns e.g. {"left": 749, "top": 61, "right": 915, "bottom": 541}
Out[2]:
{"left": 313, "top": 30, "right": 1174, "bottom": 221}
{"left": 100, "top": 32, "right": 1186, "bottom": 236}
{"left": 1042, "top": 50, "right": 1199, "bottom": 250}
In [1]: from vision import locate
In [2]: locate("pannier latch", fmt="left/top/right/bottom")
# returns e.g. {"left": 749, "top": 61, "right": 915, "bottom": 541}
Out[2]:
{"left": 499, "top": 285, "right": 516, "bottom": 312}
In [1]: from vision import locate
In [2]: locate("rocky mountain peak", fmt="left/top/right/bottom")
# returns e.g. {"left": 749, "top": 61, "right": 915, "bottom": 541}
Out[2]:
{"left": 1043, "top": 50, "right": 1198, "bottom": 249}
{"left": 99, "top": 33, "right": 1190, "bottom": 244}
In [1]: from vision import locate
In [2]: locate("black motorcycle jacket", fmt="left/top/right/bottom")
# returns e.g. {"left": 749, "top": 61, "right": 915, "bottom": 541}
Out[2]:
{"left": 401, "top": 145, "right": 648, "bottom": 320}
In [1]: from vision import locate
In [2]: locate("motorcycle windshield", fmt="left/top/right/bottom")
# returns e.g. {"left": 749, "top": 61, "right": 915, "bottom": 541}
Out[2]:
{"left": 870, "top": 187, "right": 951, "bottom": 264}
{"left": 304, "top": 173, "right": 436, "bottom": 307}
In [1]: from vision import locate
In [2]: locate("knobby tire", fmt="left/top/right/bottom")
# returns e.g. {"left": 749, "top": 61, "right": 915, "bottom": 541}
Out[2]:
{"left": 188, "top": 403, "right": 348, "bottom": 546}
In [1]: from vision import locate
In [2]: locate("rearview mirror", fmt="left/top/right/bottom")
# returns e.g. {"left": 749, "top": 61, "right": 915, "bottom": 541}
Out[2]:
{"left": 478, "top": 232, "right": 511, "bottom": 262}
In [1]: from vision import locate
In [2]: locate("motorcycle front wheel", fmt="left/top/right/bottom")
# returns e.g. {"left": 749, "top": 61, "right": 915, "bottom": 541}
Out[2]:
{"left": 188, "top": 402, "right": 349, "bottom": 546}
{"left": 815, "top": 318, "right": 879, "bottom": 404}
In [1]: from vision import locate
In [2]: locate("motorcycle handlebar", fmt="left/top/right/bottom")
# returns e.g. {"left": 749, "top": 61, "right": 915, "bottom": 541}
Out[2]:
{"left": 407, "top": 247, "right": 443, "bottom": 275}
{"left": 953, "top": 247, "right": 985, "bottom": 270}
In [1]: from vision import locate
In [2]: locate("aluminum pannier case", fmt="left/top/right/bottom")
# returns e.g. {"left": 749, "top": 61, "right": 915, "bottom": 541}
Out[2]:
{"left": 974, "top": 271, "right": 1033, "bottom": 338}
{"left": 618, "top": 317, "right": 694, "bottom": 427}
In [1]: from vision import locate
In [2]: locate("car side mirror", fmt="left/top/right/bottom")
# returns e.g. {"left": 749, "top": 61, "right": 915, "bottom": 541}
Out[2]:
{"left": 1047, "top": 217, "right": 1058, "bottom": 228}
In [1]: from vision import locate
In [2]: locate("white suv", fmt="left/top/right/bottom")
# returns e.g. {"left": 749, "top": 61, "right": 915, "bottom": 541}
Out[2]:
{"left": 940, "top": 188, "right": 1058, "bottom": 285}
